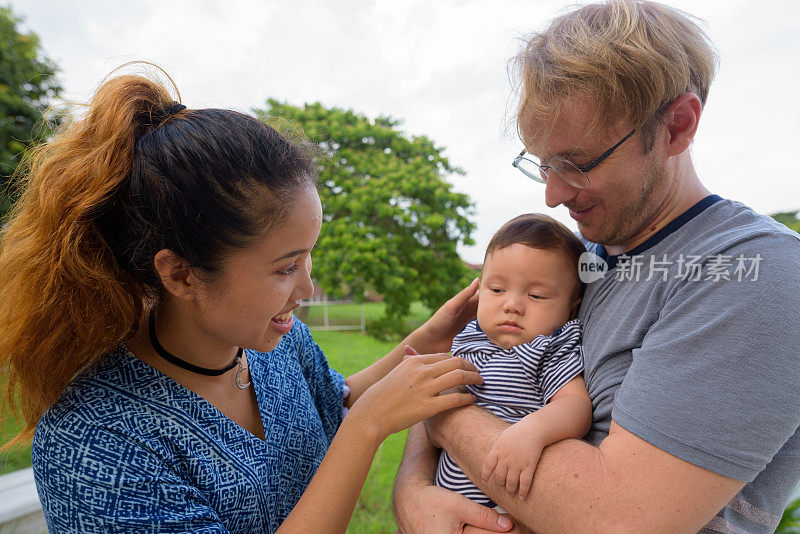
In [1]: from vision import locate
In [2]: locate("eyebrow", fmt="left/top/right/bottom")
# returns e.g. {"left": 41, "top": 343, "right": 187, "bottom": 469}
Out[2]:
{"left": 541, "top": 148, "right": 591, "bottom": 161}
{"left": 272, "top": 248, "right": 313, "bottom": 263}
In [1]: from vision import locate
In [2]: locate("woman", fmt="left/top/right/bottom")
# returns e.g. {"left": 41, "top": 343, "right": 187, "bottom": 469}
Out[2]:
{"left": 0, "top": 67, "right": 487, "bottom": 533}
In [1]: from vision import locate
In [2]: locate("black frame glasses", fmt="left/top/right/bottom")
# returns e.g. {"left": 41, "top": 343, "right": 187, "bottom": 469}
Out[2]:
{"left": 512, "top": 126, "right": 637, "bottom": 189}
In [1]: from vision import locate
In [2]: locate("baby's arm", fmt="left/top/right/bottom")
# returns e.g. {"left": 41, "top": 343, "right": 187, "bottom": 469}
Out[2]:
{"left": 480, "top": 375, "right": 591, "bottom": 499}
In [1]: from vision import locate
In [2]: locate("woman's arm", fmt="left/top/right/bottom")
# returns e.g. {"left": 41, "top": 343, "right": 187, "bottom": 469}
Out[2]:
{"left": 277, "top": 352, "right": 482, "bottom": 533}
{"left": 276, "top": 406, "right": 384, "bottom": 533}
{"left": 344, "top": 278, "right": 479, "bottom": 407}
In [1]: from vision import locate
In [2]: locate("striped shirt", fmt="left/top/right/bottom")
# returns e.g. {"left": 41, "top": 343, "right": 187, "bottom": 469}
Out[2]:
{"left": 435, "top": 318, "right": 584, "bottom": 506}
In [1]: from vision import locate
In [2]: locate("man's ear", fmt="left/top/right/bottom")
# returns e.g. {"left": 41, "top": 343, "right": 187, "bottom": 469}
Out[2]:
{"left": 153, "top": 249, "right": 200, "bottom": 302}
{"left": 662, "top": 92, "right": 702, "bottom": 157}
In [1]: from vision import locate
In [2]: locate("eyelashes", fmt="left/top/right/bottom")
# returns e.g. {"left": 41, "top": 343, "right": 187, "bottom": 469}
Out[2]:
{"left": 276, "top": 245, "right": 316, "bottom": 276}
{"left": 277, "top": 264, "right": 300, "bottom": 276}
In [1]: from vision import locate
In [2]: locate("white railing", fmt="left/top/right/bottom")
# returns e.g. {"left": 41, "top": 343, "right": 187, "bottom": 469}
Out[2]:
{"left": 0, "top": 467, "right": 45, "bottom": 533}
{"left": 299, "top": 298, "right": 366, "bottom": 332}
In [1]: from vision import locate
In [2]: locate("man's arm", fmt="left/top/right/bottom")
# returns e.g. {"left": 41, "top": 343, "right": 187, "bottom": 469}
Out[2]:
{"left": 393, "top": 423, "right": 514, "bottom": 534}
{"left": 426, "top": 406, "right": 744, "bottom": 533}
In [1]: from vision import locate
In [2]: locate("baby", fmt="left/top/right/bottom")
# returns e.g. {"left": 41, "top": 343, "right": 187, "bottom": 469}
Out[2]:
{"left": 435, "top": 213, "right": 592, "bottom": 508}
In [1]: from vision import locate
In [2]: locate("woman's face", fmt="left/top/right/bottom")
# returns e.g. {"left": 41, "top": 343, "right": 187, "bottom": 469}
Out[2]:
{"left": 192, "top": 184, "right": 322, "bottom": 353}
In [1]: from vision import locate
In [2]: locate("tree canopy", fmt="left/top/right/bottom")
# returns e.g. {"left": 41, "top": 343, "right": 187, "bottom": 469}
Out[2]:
{"left": 0, "top": 6, "right": 61, "bottom": 215}
{"left": 771, "top": 210, "right": 800, "bottom": 233}
{"left": 259, "top": 100, "right": 475, "bottom": 336}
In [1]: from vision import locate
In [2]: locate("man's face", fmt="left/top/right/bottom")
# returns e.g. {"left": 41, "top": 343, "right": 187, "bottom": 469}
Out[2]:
{"left": 525, "top": 96, "right": 670, "bottom": 248}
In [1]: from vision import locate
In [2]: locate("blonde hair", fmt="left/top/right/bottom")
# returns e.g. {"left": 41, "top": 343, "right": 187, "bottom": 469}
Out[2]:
{"left": 513, "top": 0, "right": 718, "bottom": 151}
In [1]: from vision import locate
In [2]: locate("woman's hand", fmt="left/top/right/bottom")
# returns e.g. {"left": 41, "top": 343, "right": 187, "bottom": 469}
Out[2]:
{"left": 348, "top": 352, "right": 483, "bottom": 443}
{"left": 418, "top": 278, "right": 480, "bottom": 354}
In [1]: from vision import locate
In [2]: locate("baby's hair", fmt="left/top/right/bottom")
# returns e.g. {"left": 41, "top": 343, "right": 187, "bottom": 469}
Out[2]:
{"left": 485, "top": 213, "right": 586, "bottom": 297}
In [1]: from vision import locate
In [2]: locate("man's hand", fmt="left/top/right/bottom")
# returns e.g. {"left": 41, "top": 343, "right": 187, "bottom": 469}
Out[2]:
{"left": 464, "top": 520, "right": 535, "bottom": 534}
{"left": 394, "top": 484, "right": 513, "bottom": 534}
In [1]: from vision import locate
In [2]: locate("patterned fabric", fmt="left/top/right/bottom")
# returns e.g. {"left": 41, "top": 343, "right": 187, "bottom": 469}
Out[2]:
{"left": 435, "top": 318, "right": 584, "bottom": 506}
{"left": 32, "top": 319, "right": 345, "bottom": 533}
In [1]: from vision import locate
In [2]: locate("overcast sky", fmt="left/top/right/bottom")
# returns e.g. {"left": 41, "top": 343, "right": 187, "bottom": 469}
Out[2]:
{"left": 10, "top": 0, "right": 800, "bottom": 262}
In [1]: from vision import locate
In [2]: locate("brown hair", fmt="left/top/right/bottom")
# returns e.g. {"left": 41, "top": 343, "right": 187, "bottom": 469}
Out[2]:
{"left": 512, "top": 0, "right": 718, "bottom": 152}
{"left": 0, "top": 65, "right": 315, "bottom": 449}
{"left": 485, "top": 213, "right": 586, "bottom": 298}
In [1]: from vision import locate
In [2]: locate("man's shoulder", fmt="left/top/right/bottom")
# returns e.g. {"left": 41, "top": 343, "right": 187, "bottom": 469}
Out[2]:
{"left": 671, "top": 200, "right": 800, "bottom": 281}
{"left": 695, "top": 198, "right": 799, "bottom": 245}
{"left": 584, "top": 198, "right": 800, "bottom": 260}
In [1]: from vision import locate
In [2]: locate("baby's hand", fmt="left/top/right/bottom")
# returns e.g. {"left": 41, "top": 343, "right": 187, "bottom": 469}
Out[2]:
{"left": 480, "top": 419, "right": 544, "bottom": 500}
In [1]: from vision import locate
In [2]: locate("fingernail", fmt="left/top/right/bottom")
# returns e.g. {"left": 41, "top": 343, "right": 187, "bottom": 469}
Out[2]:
{"left": 498, "top": 517, "right": 512, "bottom": 528}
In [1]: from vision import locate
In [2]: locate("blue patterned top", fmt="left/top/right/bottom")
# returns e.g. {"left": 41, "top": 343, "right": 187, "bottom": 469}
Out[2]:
{"left": 32, "top": 319, "right": 345, "bottom": 533}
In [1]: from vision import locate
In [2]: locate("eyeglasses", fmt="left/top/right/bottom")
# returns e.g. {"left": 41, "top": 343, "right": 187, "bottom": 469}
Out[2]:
{"left": 512, "top": 127, "right": 637, "bottom": 189}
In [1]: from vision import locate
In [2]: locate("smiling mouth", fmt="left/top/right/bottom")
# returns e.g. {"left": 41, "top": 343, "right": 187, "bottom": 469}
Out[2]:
{"left": 272, "top": 311, "right": 293, "bottom": 324}
{"left": 568, "top": 205, "right": 595, "bottom": 221}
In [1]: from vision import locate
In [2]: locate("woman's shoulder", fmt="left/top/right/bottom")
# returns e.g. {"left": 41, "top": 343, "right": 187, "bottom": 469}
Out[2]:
{"left": 33, "top": 346, "right": 169, "bottom": 451}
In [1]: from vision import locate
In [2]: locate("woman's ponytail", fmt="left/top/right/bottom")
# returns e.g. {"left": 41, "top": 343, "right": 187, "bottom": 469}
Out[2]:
{"left": 0, "top": 73, "right": 178, "bottom": 448}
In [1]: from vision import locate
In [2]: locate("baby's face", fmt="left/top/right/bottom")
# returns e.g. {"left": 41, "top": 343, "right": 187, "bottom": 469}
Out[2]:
{"left": 477, "top": 244, "right": 580, "bottom": 349}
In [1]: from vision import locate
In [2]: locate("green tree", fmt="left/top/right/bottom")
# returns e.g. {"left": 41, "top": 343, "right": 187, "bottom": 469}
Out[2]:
{"left": 771, "top": 210, "right": 800, "bottom": 233}
{"left": 0, "top": 6, "right": 61, "bottom": 216}
{"left": 778, "top": 497, "right": 800, "bottom": 533}
{"left": 259, "top": 100, "right": 475, "bottom": 337}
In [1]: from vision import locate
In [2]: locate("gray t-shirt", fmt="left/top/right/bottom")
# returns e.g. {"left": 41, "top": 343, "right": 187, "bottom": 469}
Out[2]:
{"left": 579, "top": 195, "right": 800, "bottom": 533}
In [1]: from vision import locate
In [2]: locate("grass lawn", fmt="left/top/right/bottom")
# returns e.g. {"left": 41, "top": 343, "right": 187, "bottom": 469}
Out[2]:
{"left": 0, "top": 407, "right": 29, "bottom": 475}
{"left": 1, "top": 303, "right": 431, "bottom": 532}
{"left": 301, "top": 301, "right": 431, "bottom": 333}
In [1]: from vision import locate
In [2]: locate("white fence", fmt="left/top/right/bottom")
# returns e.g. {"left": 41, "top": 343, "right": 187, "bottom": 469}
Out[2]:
{"left": 298, "top": 298, "right": 367, "bottom": 332}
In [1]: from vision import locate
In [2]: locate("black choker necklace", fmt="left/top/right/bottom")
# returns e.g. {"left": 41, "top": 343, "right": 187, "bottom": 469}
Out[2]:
{"left": 148, "top": 310, "right": 248, "bottom": 386}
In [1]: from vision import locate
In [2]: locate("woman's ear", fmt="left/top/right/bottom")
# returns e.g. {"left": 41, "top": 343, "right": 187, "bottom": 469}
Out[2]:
{"left": 153, "top": 249, "right": 200, "bottom": 302}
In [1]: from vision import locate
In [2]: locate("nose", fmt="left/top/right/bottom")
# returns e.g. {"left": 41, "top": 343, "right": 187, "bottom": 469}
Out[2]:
{"left": 296, "top": 254, "right": 315, "bottom": 301}
{"left": 544, "top": 175, "right": 580, "bottom": 208}
{"left": 502, "top": 293, "right": 525, "bottom": 315}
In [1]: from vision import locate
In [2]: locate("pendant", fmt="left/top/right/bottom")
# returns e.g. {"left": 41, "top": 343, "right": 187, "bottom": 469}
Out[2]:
{"left": 234, "top": 355, "right": 251, "bottom": 390}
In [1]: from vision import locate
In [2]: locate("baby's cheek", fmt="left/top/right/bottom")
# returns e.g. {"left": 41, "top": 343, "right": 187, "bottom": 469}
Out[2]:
{"left": 475, "top": 299, "right": 492, "bottom": 331}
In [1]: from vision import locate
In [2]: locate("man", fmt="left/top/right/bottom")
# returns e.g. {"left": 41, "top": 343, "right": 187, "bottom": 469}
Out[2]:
{"left": 392, "top": 1, "right": 800, "bottom": 532}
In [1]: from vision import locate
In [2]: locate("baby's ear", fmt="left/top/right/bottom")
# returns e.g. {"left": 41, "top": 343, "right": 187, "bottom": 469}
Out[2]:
{"left": 569, "top": 297, "right": 582, "bottom": 319}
